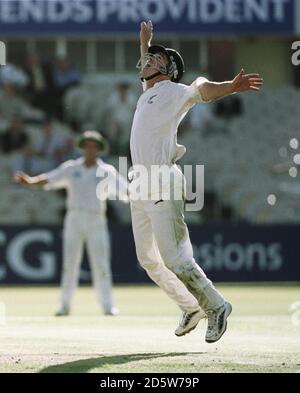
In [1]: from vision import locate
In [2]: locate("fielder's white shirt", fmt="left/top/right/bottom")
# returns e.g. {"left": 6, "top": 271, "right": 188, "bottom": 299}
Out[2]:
{"left": 45, "top": 157, "right": 128, "bottom": 214}
{"left": 130, "top": 79, "right": 206, "bottom": 169}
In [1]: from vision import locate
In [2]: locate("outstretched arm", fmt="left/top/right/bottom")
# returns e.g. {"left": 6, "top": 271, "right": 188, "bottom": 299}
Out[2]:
{"left": 14, "top": 171, "right": 48, "bottom": 187}
{"left": 197, "top": 69, "right": 264, "bottom": 102}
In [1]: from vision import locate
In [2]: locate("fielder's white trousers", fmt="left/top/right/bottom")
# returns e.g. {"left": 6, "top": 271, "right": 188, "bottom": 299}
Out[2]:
{"left": 130, "top": 191, "right": 225, "bottom": 313}
{"left": 61, "top": 209, "right": 114, "bottom": 313}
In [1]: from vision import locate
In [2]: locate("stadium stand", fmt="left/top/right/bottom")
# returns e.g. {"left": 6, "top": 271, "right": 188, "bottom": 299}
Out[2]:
{"left": 1, "top": 62, "right": 300, "bottom": 225}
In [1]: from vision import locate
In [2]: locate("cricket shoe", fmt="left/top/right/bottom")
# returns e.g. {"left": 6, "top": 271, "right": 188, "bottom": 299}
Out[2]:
{"left": 55, "top": 306, "right": 70, "bottom": 317}
{"left": 104, "top": 307, "right": 120, "bottom": 316}
{"left": 205, "top": 301, "right": 232, "bottom": 343}
{"left": 175, "top": 309, "right": 207, "bottom": 337}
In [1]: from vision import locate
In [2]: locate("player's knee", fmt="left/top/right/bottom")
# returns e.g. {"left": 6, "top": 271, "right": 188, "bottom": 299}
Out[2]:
{"left": 164, "top": 258, "right": 181, "bottom": 275}
{"left": 136, "top": 251, "right": 158, "bottom": 272}
{"left": 159, "top": 243, "right": 194, "bottom": 273}
{"left": 163, "top": 252, "right": 193, "bottom": 276}
{"left": 157, "top": 246, "right": 179, "bottom": 270}
{"left": 139, "top": 259, "right": 158, "bottom": 272}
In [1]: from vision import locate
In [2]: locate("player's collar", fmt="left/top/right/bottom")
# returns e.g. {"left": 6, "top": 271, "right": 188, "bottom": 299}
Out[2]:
{"left": 153, "top": 80, "right": 170, "bottom": 88}
{"left": 145, "top": 80, "right": 170, "bottom": 94}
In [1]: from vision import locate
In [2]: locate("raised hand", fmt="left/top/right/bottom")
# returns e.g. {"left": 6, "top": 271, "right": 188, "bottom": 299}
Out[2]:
{"left": 140, "top": 20, "right": 153, "bottom": 47}
{"left": 232, "top": 69, "right": 264, "bottom": 93}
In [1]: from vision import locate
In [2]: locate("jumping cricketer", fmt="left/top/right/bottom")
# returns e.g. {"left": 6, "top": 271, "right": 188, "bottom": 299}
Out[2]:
{"left": 130, "top": 20, "right": 263, "bottom": 343}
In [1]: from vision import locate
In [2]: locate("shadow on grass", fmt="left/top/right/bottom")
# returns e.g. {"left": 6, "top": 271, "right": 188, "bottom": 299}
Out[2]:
{"left": 39, "top": 352, "right": 205, "bottom": 373}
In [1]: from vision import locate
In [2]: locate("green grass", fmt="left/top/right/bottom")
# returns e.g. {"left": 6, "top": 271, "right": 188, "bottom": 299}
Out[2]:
{"left": 0, "top": 284, "right": 300, "bottom": 373}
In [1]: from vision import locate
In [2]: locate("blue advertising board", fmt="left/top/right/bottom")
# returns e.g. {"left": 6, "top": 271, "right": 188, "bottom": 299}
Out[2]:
{"left": 0, "top": 0, "right": 296, "bottom": 36}
{"left": 0, "top": 224, "right": 299, "bottom": 284}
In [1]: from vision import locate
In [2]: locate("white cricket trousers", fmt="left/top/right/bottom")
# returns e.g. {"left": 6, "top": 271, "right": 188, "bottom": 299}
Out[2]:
{"left": 130, "top": 190, "right": 225, "bottom": 313}
{"left": 61, "top": 209, "right": 114, "bottom": 313}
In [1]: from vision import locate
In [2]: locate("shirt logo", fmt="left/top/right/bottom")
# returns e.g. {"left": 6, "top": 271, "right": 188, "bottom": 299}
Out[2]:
{"left": 148, "top": 94, "right": 158, "bottom": 104}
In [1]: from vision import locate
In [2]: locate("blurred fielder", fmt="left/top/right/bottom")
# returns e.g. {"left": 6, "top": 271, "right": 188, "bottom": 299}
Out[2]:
{"left": 15, "top": 131, "right": 128, "bottom": 317}
{"left": 130, "top": 21, "right": 263, "bottom": 343}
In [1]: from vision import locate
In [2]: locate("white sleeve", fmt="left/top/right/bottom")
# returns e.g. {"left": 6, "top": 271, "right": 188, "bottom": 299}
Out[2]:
{"left": 44, "top": 161, "right": 72, "bottom": 190}
{"left": 174, "top": 78, "right": 209, "bottom": 118}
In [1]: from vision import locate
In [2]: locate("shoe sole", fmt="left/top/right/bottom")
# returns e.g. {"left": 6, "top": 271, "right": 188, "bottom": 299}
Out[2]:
{"left": 205, "top": 302, "right": 232, "bottom": 344}
{"left": 175, "top": 322, "right": 199, "bottom": 337}
{"left": 175, "top": 312, "right": 206, "bottom": 337}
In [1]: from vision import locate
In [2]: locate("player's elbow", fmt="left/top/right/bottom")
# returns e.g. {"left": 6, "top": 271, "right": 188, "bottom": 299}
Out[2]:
{"left": 196, "top": 80, "right": 213, "bottom": 102}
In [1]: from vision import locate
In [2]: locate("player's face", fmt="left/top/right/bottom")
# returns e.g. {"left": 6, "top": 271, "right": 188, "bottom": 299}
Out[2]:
{"left": 137, "top": 52, "right": 169, "bottom": 79}
{"left": 83, "top": 140, "right": 100, "bottom": 160}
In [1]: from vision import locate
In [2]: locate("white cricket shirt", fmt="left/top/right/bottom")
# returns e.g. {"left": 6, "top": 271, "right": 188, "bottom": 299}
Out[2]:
{"left": 45, "top": 157, "right": 128, "bottom": 214}
{"left": 130, "top": 79, "right": 205, "bottom": 169}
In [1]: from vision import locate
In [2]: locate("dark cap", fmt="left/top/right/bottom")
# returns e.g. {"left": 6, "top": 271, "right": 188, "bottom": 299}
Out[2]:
{"left": 148, "top": 45, "right": 185, "bottom": 83}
